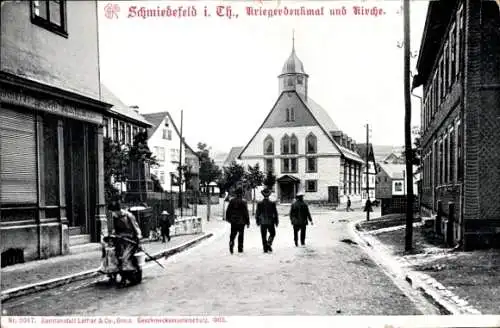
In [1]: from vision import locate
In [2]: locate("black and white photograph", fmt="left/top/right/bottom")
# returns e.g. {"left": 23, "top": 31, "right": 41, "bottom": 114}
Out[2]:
{"left": 1, "top": 0, "right": 500, "bottom": 326}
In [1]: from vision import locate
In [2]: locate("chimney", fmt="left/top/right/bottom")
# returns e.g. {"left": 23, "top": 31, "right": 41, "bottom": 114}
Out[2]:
{"left": 351, "top": 140, "right": 356, "bottom": 151}
{"left": 129, "top": 105, "right": 139, "bottom": 113}
{"left": 331, "top": 131, "right": 342, "bottom": 144}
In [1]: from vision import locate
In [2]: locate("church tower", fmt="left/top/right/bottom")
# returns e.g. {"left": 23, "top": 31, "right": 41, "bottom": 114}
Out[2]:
{"left": 278, "top": 31, "right": 309, "bottom": 100}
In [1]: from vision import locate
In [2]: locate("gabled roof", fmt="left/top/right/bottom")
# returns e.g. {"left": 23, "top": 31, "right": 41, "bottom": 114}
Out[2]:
{"left": 224, "top": 147, "right": 244, "bottom": 167}
{"left": 238, "top": 90, "right": 363, "bottom": 163}
{"left": 100, "top": 85, "right": 152, "bottom": 126}
{"left": 142, "top": 111, "right": 198, "bottom": 158}
{"left": 354, "top": 143, "right": 376, "bottom": 163}
{"left": 379, "top": 163, "right": 419, "bottom": 180}
{"left": 142, "top": 112, "right": 168, "bottom": 138}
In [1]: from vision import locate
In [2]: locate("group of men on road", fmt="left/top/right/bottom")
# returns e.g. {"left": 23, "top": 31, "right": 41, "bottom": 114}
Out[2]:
{"left": 224, "top": 187, "right": 313, "bottom": 254}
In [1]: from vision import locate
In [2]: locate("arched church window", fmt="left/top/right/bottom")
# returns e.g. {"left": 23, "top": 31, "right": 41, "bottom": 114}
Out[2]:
{"left": 297, "top": 75, "right": 303, "bottom": 85}
{"left": 281, "top": 135, "right": 290, "bottom": 154}
{"left": 306, "top": 133, "right": 317, "bottom": 154}
{"left": 290, "top": 108, "right": 295, "bottom": 121}
{"left": 290, "top": 135, "right": 298, "bottom": 154}
{"left": 285, "top": 108, "right": 290, "bottom": 122}
{"left": 264, "top": 136, "right": 274, "bottom": 155}
{"left": 287, "top": 77, "right": 294, "bottom": 86}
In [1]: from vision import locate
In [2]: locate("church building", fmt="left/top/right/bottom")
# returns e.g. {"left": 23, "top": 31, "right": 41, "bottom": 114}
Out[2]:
{"left": 238, "top": 38, "right": 364, "bottom": 205}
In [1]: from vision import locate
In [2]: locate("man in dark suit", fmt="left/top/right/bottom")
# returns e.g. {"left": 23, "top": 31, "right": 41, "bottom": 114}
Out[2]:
{"left": 255, "top": 188, "right": 279, "bottom": 253}
{"left": 225, "top": 187, "right": 250, "bottom": 254}
{"left": 289, "top": 191, "right": 313, "bottom": 246}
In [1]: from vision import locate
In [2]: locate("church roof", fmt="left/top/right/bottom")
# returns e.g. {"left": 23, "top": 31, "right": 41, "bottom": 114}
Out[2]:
{"left": 296, "top": 93, "right": 339, "bottom": 133}
{"left": 223, "top": 147, "right": 244, "bottom": 167}
{"left": 281, "top": 47, "right": 306, "bottom": 75}
{"left": 239, "top": 90, "right": 363, "bottom": 163}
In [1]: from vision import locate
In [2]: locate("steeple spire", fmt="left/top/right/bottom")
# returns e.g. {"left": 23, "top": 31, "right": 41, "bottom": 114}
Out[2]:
{"left": 292, "top": 29, "right": 295, "bottom": 52}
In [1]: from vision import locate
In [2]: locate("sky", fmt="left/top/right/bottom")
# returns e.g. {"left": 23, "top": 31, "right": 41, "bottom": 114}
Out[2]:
{"left": 98, "top": 0, "right": 429, "bottom": 155}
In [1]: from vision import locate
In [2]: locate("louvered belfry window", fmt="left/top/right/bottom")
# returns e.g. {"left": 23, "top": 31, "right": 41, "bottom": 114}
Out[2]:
{"left": 0, "top": 108, "right": 38, "bottom": 204}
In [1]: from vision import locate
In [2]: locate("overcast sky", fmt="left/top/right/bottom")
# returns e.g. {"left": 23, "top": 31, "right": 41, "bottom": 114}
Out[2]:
{"left": 98, "top": 0, "right": 429, "bottom": 155}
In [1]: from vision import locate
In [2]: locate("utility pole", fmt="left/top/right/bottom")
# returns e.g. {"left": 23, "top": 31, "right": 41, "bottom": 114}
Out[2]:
{"left": 365, "top": 123, "right": 370, "bottom": 221}
{"left": 403, "top": 0, "right": 414, "bottom": 252}
{"left": 178, "top": 110, "right": 184, "bottom": 219}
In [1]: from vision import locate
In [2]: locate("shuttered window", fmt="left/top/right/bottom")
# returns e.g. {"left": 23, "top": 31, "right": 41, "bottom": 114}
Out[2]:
{"left": 0, "top": 108, "right": 37, "bottom": 204}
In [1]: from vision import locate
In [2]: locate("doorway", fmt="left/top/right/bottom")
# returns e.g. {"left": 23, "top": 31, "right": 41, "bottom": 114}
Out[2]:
{"left": 64, "top": 120, "right": 97, "bottom": 239}
{"left": 279, "top": 182, "right": 295, "bottom": 203}
{"left": 328, "top": 186, "right": 339, "bottom": 205}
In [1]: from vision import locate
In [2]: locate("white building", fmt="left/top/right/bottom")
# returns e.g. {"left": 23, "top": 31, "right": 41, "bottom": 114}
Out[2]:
{"left": 238, "top": 39, "right": 364, "bottom": 204}
{"left": 142, "top": 112, "right": 199, "bottom": 193}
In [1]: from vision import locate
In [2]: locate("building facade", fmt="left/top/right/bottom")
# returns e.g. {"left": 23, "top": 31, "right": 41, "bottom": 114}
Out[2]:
{"left": 142, "top": 112, "right": 200, "bottom": 193}
{"left": 414, "top": 0, "right": 500, "bottom": 249}
{"left": 100, "top": 88, "right": 153, "bottom": 198}
{"left": 0, "top": 0, "right": 111, "bottom": 265}
{"left": 238, "top": 40, "right": 364, "bottom": 204}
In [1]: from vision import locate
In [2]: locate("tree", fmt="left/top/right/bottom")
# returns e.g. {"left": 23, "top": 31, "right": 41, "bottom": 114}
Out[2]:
{"left": 401, "top": 129, "right": 422, "bottom": 166}
{"left": 263, "top": 170, "right": 277, "bottom": 191}
{"left": 197, "top": 143, "right": 222, "bottom": 221}
{"left": 103, "top": 137, "right": 129, "bottom": 206}
{"left": 245, "top": 163, "right": 265, "bottom": 215}
{"left": 221, "top": 160, "right": 246, "bottom": 196}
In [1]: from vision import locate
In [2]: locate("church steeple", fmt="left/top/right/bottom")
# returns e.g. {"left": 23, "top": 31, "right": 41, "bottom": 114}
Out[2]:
{"left": 278, "top": 31, "right": 309, "bottom": 99}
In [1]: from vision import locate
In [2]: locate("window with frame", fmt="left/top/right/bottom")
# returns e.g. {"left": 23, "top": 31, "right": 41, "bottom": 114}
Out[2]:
{"left": 394, "top": 182, "right": 403, "bottom": 192}
{"left": 306, "top": 133, "right": 317, "bottom": 154}
{"left": 281, "top": 135, "right": 290, "bottom": 154}
{"left": 439, "top": 60, "right": 445, "bottom": 101}
{"left": 31, "top": 0, "right": 67, "bottom": 37}
{"left": 112, "top": 120, "right": 118, "bottom": 141}
{"left": 167, "top": 129, "right": 172, "bottom": 140}
{"left": 305, "top": 180, "right": 317, "bottom": 192}
{"left": 444, "top": 42, "right": 450, "bottom": 92}
{"left": 439, "top": 140, "right": 444, "bottom": 185}
{"left": 456, "top": 5, "right": 463, "bottom": 77}
{"left": 264, "top": 136, "right": 274, "bottom": 155}
{"left": 290, "top": 134, "right": 298, "bottom": 154}
{"left": 103, "top": 118, "right": 109, "bottom": 138}
{"left": 449, "top": 128, "right": 455, "bottom": 183}
{"left": 265, "top": 158, "right": 274, "bottom": 173}
{"left": 456, "top": 120, "right": 463, "bottom": 179}
{"left": 297, "top": 75, "right": 303, "bottom": 85}
{"left": 444, "top": 135, "right": 449, "bottom": 183}
{"left": 119, "top": 122, "right": 125, "bottom": 143}
{"left": 449, "top": 23, "right": 457, "bottom": 82}
{"left": 126, "top": 124, "right": 131, "bottom": 144}
{"left": 281, "top": 158, "right": 297, "bottom": 173}
{"left": 287, "top": 77, "right": 294, "bottom": 86}
{"left": 159, "top": 171, "right": 165, "bottom": 184}
{"left": 132, "top": 126, "right": 138, "bottom": 139}
{"left": 162, "top": 128, "right": 171, "bottom": 140}
{"left": 306, "top": 157, "right": 317, "bottom": 172}
{"left": 156, "top": 147, "right": 165, "bottom": 162}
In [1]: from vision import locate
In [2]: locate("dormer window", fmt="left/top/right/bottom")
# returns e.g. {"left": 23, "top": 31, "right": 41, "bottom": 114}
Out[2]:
{"left": 285, "top": 108, "right": 295, "bottom": 122}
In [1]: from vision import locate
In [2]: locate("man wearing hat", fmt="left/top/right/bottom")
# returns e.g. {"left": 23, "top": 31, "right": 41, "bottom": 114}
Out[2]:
{"left": 289, "top": 191, "right": 313, "bottom": 246}
{"left": 255, "top": 188, "right": 279, "bottom": 253}
{"left": 159, "top": 210, "right": 172, "bottom": 243}
{"left": 225, "top": 186, "right": 250, "bottom": 254}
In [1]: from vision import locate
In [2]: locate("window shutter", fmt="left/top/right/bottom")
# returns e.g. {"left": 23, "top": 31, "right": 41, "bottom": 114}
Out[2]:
{"left": 0, "top": 108, "right": 37, "bottom": 204}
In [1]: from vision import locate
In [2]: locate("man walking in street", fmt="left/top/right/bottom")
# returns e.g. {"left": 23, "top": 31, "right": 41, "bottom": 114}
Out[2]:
{"left": 346, "top": 196, "right": 353, "bottom": 212}
{"left": 289, "top": 191, "right": 313, "bottom": 246}
{"left": 225, "top": 187, "right": 250, "bottom": 254}
{"left": 255, "top": 188, "right": 279, "bottom": 253}
{"left": 159, "top": 210, "right": 172, "bottom": 243}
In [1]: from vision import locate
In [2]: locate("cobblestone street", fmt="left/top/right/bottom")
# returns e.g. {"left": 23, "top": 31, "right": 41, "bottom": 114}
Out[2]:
{"left": 2, "top": 208, "right": 439, "bottom": 316}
